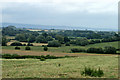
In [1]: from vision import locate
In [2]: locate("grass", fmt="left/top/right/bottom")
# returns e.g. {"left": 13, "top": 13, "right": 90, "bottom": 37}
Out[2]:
{"left": 2, "top": 55, "right": 118, "bottom": 78}
{"left": 3, "top": 41, "right": 119, "bottom": 53}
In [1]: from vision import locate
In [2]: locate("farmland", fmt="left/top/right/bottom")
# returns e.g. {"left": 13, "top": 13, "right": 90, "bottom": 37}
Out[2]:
{"left": 1, "top": 26, "right": 120, "bottom": 78}
{"left": 2, "top": 41, "right": 119, "bottom": 54}
{"left": 2, "top": 55, "right": 118, "bottom": 78}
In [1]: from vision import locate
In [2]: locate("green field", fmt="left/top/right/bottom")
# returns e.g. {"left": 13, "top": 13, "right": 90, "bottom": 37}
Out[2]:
{"left": 2, "top": 41, "right": 119, "bottom": 53}
{"left": 2, "top": 55, "right": 118, "bottom": 78}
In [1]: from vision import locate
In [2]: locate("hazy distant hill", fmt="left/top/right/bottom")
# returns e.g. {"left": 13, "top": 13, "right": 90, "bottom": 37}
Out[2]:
{"left": 1, "top": 22, "right": 117, "bottom": 31}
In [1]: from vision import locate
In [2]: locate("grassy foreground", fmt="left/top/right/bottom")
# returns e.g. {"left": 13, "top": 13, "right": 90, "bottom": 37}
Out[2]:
{"left": 2, "top": 55, "right": 118, "bottom": 78}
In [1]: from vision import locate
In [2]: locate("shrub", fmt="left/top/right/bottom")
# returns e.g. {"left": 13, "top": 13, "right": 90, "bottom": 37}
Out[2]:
{"left": 71, "top": 48, "right": 85, "bottom": 53}
{"left": 23, "top": 44, "right": 26, "bottom": 46}
{"left": 44, "top": 46, "right": 48, "bottom": 51}
{"left": 65, "top": 43, "right": 70, "bottom": 46}
{"left": 81, "top": 67, "right": 104, "bottom": 77}
{"left": 15, "top": 46, "right": 20, "bottom": 50}
{"left": 25, "top": 46, "right": 31, "bottom": 50}
{"left": 48, "top": 40, "right": 61, "bottom": 47}
{"left": 10, "top": 42, "right": 23, "bottom": 46}
{"left": 104, "top": 46, "right": 116, "bottom": 54}
{"left": 27, "top": 43, "right": 33, "bottom": 46}
{"left": 87, "top": 47, "right": 103, "bottom": 53}
{"left": 40, "top": 58, "right": 46, "bottom": 61}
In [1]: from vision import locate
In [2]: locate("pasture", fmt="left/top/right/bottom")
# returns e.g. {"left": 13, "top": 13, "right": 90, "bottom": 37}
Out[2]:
{"left": 3, "top": 41, "right": 119, "bottom": 54}
{"left": 2, "top": 55, "right": 118, "bottom": 78}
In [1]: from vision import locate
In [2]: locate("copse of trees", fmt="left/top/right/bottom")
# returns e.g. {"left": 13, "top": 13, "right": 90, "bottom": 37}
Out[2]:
{"left": 71, "top": 46, "right": 116, "bottom": 54}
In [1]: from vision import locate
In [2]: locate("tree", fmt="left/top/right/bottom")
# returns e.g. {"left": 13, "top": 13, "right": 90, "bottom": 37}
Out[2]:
{"left": 42, "top": 32, "right": 48, "bottom": 38}
{"left": 48, "top": 40, "right": 61, "bottom": 47}
{"left": 104, "top": 46, "right": 116, "bottom": 54}
{"left": 36, "top": 35, "right": 47, "bottom": 43}
{"left": 64, "top": 36, "right": 70, "bottom": 43}
{"left": 44, "top": 46, "right": 48, "bottom": 51}
{"left": 27, "top": 35, "right": 36, "bottom": 43}
{"left": 2, "top": 37, "right": 8, "bottom": 46}
{"left": 10, "top": 42, "right": 23, "bottom": 46}
{"left": 76, "top": 38, "right": 89, "bottom": 46}
{"left": 15, "top": 34, "right": 28, "bottom": 42}
{"left": 46, "top": 36, "right": 53, "bottom": 41}
{"left": 55, "top": 35, "right": 64, "bottom": 44}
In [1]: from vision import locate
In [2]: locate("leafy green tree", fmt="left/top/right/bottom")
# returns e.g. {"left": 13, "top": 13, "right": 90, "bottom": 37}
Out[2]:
{"left": 48, "top": 40, "right": 61, "bottom": 47}
{"left": 27, "top": 35, "right": 36, "bottom": 43}
{"left": 2, "top": 36, "right": 8, "bottom": 46}
{"left": 44, "top": 46, "right": 48, "bottom": 51}
{"left": 55, "top": 35, "right": 64, "bottom": 44}
{"left": 36, "top": 35, "right": 47, "bottom": 43}
{"left": 104, "top": 46, "right": 116, "bottom": 54}
{"left": 46, "top": 36, "right": 53, "bottom": 41}
{"left": 64, "top": 36, "right": 70, "bottom": 43}
{"left": 76, "top": 38, "right": 89, "bottom": 46}
{"left": 42, "top": 32, "right": 48, "bottom": 38}
{"left": 15, "top": 34, "right": 28, "bottom": 42}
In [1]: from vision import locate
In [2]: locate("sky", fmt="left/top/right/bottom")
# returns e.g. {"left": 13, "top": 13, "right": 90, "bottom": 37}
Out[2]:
{"left": 0, "top": 0, "right": 119, "bottom": 30}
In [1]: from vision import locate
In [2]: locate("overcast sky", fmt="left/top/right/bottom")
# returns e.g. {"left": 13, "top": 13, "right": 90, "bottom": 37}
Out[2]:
{"left": 0, "top": 0, "right": 119, "bottom": 30}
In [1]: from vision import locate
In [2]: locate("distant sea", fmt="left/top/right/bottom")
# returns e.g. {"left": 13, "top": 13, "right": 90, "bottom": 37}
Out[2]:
{"left": 1, "top": 22, "right": 118, "bottom": 31}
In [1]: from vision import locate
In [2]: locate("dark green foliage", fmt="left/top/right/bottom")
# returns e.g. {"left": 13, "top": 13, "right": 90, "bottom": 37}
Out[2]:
{"left": 2, "top": 54, "right": 60, "bottom": 59}
{"left": 27, "top": 35, "right": 36, "bottom": 43}
{"left": 46, "top": 36, "right": 53, "bottom": 41}
{"left": 2, "top": 37, "right": 8, "bottom": 46}
{"left": 76, "top": 38, "right": 89, "bottom": 46}
{"left": 23, "top": 44, "right": 26, "bottom": 46}
{"left": 15, "top": 46, "right": 20, "bottom": 50}
{"left": 55, "top": 35, "right": 64, "bottom": 44}
{"left": 25, "top": 46, "right": 31, "bottom": 50}
{"left": 10, "top": 42, "right": 23, "bottom": 46}
{"left": 87, "top": 47, "right": 103, "bottom": 53}
{"left": 64, "top": 36, "right": 70, "bottom": 43}
{"left": 65, "top": 42, "right": 70, "bottom": 46}
{"left": 81, "top": 67, "right": 104, "bottom": 77}
{"left": 104, "top": 46, "right": 116, "bottom": 54}
{"left": 71, "top": 48, "right": 85, "bottom": 53}
{"left": 48, "top": 40, "right": 61, "bottom": 47}
{"left": 42, "top": 32, "right": 48, "bottom": 38}
{"left": 36, "top": 35, "right": 47, "bottom": 43}
{"left": 44, "top": 46, "right": 48, "bottom": 51}
{"left": 27, "top": 43, "right": 33, "bottom": 46}
{"left": 15, "top": 34, "right": 28, "bottom": 42}
{"left": 40, "top": 58, "right": 46, "bottom": 61}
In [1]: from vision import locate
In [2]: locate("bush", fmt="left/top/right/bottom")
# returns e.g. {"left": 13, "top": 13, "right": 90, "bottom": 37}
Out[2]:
{"left": 25, "top": 46, "right": 31, "bottom": 50}
{"left": 87, "top": 47, "right": 103, "bottom": 53}
{"left": 44, "top": 46, "right": 48, "bottom": 51}
{"left": 23, "top": 44, "right": 26, "bottom": 46}
{"left": 81, "top": 67, "right": 104, "bottom": 77}
{"left": 65, "top": 43, "right": 70, "bottom": 46}
{"left": 27, "top": 43, "right": 33, "bottom": 46}
{"left": 15, "top": 46, "right": 20, "bottom": 50}
{"left": 40, "top": 58, "right": 46, "bottom": 61}
{"left": 104, "top": 46, "right": 116, "bottom": 54}
{"left": 48, "top": 40, "right": 61, "bottom": 47}
{"left": 10, "top": 42, "right": 23, "bottom": 46}
{"left": 71, "top": 48, "right": 85, "bottom": 53}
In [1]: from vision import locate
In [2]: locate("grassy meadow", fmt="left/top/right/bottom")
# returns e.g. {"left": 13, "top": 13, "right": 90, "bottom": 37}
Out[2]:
{"left": 2, "top": 55, "right": 118, "bottom": 78}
